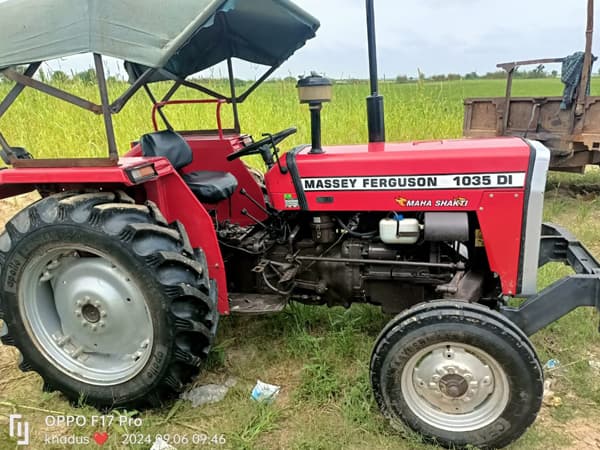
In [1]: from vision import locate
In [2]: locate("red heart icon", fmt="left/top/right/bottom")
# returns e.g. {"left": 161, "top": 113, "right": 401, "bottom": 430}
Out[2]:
{"left": 93, "top": 432, "right": 109, "bottom": 446}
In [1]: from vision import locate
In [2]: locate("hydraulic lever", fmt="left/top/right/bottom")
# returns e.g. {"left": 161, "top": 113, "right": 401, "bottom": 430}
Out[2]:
{"left": 240, "top": 188, "right": 276, "bottom": 217}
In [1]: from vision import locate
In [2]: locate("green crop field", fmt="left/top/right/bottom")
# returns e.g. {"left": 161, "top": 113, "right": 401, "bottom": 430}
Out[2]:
{"left": 0, "top": 77, "right": 599, "bottom": 450}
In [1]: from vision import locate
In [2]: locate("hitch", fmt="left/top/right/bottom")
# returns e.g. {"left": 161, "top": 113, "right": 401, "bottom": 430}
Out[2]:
{"left": 501, "top": 223, "right": 600, "bottom": 336}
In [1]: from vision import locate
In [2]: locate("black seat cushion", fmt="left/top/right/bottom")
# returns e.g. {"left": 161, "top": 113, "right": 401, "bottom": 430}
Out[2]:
{"left": 140, "top": 130, "right": 193, "bottom": 170}
{"left": 140, "top": 130, "right": 237, "bottom": 203}
{"left": 182, "top": 171, "right": 238, "bottom": 203}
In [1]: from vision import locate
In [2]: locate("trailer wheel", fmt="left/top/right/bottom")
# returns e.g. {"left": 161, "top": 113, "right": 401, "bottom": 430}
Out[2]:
{"left": 370, "top": 301, "right": 543, "bottom": 449}
{"left": 0, "top": 191, "right": 218, "bottom": 408}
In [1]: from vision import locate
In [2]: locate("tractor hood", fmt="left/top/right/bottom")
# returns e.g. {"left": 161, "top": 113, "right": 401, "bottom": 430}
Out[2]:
{"left": 267, "top": 137, "right": 540, "bottom": 212}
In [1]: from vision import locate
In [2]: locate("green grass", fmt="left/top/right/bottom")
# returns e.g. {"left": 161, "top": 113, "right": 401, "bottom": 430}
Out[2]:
{"left": 0, "top": 77, "right": 599, "bottom": 449}
{"left": 1, "top": 77, "right": 594, "bottom": 160}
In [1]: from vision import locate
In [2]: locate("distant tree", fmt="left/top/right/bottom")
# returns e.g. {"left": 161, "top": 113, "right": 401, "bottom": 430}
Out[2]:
{"left": 447, "top": 73, "right": 462, "bottom": 81}
{"left": 465, "top": 71, "right": 479, "bottom": 80}
{"left": 482, "top": 71, "right": 506, "bottom": 79}
{"left": 551, "top": 70, "right": 558, "bottom": 78}
{"left": 283, "top": 76, "right": 297, "bottom": 83}
{"left": 430, "top": 74, "right": 448, "bottom": 82}
{"left": 73, "top": 68, "right": 97, "bottom": 84}
{"left": 51, "top": 70, "right": 70, "bottom": 84}
{"left": 395, "top": 74, "right": 409, "bottom": 83}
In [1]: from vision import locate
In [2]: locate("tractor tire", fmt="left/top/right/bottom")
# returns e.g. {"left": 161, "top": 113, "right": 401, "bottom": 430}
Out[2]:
{"left": 0, "top": 191, "right": 218, "bottom": 408}
{"left": 370, "top": 301, "right": 543, "bottom": 449}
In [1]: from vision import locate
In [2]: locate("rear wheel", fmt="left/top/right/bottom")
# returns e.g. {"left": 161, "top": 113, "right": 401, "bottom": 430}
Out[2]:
{"left": 0, "top": 191, "right": 218, "bottom": 408}
{"left": 370, "top": 301, "right": 543, "bottom": 449}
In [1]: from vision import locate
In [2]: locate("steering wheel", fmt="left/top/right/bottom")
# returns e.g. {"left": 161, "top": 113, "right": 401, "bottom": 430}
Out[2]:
{"left": 227, "top": 127, "right": 297, "bottom": 162}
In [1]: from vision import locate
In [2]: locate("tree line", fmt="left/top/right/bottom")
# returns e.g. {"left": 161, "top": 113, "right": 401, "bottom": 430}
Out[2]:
{"left": 0, "top": 64, "right": 589, "bottom": 86}
{"left": 395, "top": 65, "right": 559, "bottom": 84}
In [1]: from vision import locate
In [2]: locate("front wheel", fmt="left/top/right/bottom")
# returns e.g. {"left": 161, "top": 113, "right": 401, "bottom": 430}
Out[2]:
{"left": 370, "top": 301, "right": 543, "bottom": 449}
{"left": 0, "top": 191, "right": 218, "bottom": 408}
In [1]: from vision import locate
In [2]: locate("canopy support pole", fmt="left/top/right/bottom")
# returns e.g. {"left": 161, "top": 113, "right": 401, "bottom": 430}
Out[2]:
{"left": 161, "top": 82, "right": 183, "bottom": 103}
{"left": 94, "top": 53, "right": 118, "bottom": 161}
{"left": 143, "top": 84, "right": 174, "bottom": 131}
{"left": 227, "top": 58, "right": 241, "bottom": 133}
{"left": 110, "top": 68, "right": 157, "bottom": 113}
{"left": 157, "top": 69, "right": 228, "bottom": 100}
{"left": 2, "top": 68, "right": 102, "bottom": 114}
{"left": 238, "top": 65, "right": 278, "bottom": 103}
{"left": 0, "top": 63, "right": 41, "bottom": 120}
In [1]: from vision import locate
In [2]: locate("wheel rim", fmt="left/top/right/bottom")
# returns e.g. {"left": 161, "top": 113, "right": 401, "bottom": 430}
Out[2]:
{"left": 400, "top": 342, "right": 510, "bottom": 432}
{"left": 19, "top": 245, "right": 154, "bottom": 386}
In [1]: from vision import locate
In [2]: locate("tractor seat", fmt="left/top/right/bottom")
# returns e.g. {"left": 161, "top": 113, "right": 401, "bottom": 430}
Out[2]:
{"left": 140, "top": 130, "right": 238, "bottom": 203}
{"left": 182, "top": 171, "right": 238, "bottom": 203}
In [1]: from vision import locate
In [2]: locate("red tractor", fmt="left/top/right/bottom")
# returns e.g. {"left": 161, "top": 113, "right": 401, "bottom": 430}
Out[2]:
{"left": 0, "top": 0, "right": 598, "bottom": 448}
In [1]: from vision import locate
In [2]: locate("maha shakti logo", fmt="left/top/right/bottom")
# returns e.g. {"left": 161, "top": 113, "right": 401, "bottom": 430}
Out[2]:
{"left": 395, "top": 197, "right": 469, "bottom": 207}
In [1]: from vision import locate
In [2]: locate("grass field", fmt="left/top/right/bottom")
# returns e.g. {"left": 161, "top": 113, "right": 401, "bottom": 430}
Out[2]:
{"left": 0, "top": 77, "right": 599, "bottom": 450}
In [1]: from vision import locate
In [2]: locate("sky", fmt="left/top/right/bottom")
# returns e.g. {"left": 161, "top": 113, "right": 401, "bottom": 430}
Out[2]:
{"left": 40, "top": 0, "right": 594, "bottom": 80}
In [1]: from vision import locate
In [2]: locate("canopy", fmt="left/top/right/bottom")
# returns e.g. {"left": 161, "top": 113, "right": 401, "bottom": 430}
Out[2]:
{"left": 0, "top": 0, "right": 320, "bottom": 78}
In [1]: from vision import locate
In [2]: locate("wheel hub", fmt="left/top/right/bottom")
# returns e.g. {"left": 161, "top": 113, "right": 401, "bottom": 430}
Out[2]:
{"left": 81, "top": 302, "right": 101, "bottom": 324}
{"left": 439, "top": 373, "right": 469, "bottom": 398}
{"left": 19, "top": 247, "right": 154, "bottom": 386}
{"left": 412, "top": 345, "right": 495, "bottom": 414}
{"left": 402, "top": 342, "right": 510, "bottom": 432}
{"left": 74, "top": 295, "right": 107, "bottom": 333}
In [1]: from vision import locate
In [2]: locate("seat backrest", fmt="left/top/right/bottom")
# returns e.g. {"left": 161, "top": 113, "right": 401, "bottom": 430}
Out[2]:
{"left": 140, "top": 130, "right": 193, "bottom": 170}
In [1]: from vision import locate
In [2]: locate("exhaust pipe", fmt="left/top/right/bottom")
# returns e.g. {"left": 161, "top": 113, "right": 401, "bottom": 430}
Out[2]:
{"left": 366, "top": 0, "right": 385, "bottom": 143}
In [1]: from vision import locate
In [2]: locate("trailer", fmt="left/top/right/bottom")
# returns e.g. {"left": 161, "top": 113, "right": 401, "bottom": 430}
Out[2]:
{"left": 464, "top": 0, "right": 600, "bottom": 173}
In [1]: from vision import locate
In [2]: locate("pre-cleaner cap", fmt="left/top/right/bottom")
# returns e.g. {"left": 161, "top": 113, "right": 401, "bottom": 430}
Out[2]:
{"left": 297, "top": 72, "right": 333, "bottom": 103}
